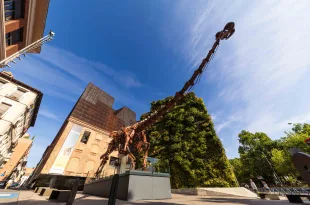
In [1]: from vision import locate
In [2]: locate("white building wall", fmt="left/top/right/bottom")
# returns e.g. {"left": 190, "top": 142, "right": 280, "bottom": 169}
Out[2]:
{"left": 0, "top": 77, "right": 38, "bottom": 161}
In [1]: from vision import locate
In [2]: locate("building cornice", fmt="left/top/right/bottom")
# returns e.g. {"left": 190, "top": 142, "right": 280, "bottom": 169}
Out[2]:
{"left": 0, "top": 0, "right": 6, "bottom": 60}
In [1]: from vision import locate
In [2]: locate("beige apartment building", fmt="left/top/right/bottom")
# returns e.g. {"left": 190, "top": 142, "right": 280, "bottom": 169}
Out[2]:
{"left": 0, "top": 0, "right": 50, "bottom": 64}
{"left": 19, "top": 167, "right": 34, "bottom": 186}
{"left": 0, "top": 133, "right": 33, "bottom": 181}
{"left": 29, "top": 83, "right": 136, "bottom": 188}
{"left": 0, "top": 71, "right": 43, "bottom": 171}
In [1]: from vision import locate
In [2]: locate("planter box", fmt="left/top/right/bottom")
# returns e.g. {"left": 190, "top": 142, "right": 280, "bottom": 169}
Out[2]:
{"left": 83, "top": 170, "right": 171, "bottom": 201}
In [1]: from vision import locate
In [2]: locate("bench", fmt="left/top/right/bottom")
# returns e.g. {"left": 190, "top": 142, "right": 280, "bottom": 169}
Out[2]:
{"left": 48, "top": 190, "right": 72, "bottom": 202}
{"left": 36, "top": 187, "right": 48, "bottom": 194}
{"left": 286, "top": 194, "right": 310, "bottom": 203}
{"left": 40, "top": 188, "right": 57, "bottom": 197}
{"left": 258, "top": 193, "right": 280, "bottom": 200}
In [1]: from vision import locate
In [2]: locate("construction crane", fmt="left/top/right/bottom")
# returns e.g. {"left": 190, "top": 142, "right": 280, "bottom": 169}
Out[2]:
{"left": 0, "top": 30, "right": 55, "bottom": 68}
{"left": 95, "top": 22, "right": 235, "bottom": 178}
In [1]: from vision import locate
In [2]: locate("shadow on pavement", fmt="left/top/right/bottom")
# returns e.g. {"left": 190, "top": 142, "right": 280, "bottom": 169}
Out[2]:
{"left": 6, "top": 199, "right": 182, "bottom": 205}
{"left": 198, "top": 197, "right": 291, "bottom": 205}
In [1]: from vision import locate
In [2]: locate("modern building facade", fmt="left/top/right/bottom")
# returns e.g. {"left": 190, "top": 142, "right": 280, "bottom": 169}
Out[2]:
{"left": 0, "top": 71, "right": 43, "bottom": 169}
{"left": 0, "top": 0, "right": 50, "bottom": 63}
{"left": 0, "top": 133, "right": 33, "bottom": 181}
{"left": 29, "top": 83, "right": 136, "bottom": 188}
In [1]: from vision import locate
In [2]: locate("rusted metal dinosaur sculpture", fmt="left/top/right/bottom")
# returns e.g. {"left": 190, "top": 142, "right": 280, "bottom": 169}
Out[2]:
{"left": 95, "top": 22, "right": 235, "bottom": 178}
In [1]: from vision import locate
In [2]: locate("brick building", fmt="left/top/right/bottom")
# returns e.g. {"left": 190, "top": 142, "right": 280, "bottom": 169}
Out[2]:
{"left": 28, "top": 83, "right": 136, "bottom": 188}
{"left": 0, "top": 0, "right": 50, "bottom": 64}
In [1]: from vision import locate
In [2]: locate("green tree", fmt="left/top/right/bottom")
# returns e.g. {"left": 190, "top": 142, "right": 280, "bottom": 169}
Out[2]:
{"left": 270, "top": 149, "right": 294, "bottom": 176}
{"left": 140, "top": 92, "right": 236, "bottom": 188}
{"left": 271, "top": 123, "right": 310, "bottom": 184}
{"left": 232, "top": 124, "right": 310, "bottom": 186}
{"left": 229, "top": 158, "right": 244, "bottom": 185}
{"left": 237, "top": 131, "right": 280, "bottom": 186}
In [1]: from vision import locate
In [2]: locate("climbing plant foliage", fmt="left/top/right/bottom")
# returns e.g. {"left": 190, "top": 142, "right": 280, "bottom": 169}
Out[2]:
{"left": 140, "top": 92, "right": 236, "bottom": 188}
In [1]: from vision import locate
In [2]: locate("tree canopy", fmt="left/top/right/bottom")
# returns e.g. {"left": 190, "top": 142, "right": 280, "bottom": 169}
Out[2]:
{"left": 230, "top": 123, "right": 310, "bottom": 187}
{"left": 140, "top": 92, "right": 236, "bottom": 188}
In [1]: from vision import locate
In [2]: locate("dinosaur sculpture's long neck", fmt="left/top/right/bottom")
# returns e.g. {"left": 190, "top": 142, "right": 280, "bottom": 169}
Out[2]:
{"left": 135, "top": 40, "right": 222, "bottom": 133}
{"left": 134, "top": 22, "right": 235, "bottom": 133}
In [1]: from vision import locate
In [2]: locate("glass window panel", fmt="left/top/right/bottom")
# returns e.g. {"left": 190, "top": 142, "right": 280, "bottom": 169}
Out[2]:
{"left": 4, "top": 1, "right": 14, "bottom": 10}
{"left": 0, "top": 103, "right": 11, "bottom": 116}
{"left": 81, "top": 131, "right": 91, "bottom": 144}
{"left": 6, "top": 33, "right": 12, "bottom": 46}
{"left": 8, "top": 88, "right": 26, "bottom": 101}
{"left": 0, "top": 81, "right": 5, "bottom": 88}
{"left": 4, "top": 0, "right": 24, "bottom": 20}
{"left": 109, "top": 157, "right": 120, "bottom": 167}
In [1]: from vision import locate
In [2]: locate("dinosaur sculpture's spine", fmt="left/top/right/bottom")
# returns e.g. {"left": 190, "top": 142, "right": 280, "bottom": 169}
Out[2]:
{"left": 134, "top": 22, "right": 235, "bottom": 133}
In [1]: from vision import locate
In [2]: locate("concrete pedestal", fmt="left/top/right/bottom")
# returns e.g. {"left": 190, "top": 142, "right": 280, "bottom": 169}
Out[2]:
{"left": 83, "top": 170, "right": 171, "bottom": 201}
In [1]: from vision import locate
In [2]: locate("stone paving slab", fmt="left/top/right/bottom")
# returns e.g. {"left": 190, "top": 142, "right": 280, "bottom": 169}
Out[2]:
{"left": 0, "top": 190, "right": 293, "bottom": 205}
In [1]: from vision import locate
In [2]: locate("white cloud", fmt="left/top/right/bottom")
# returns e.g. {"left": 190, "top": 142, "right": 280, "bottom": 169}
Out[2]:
{"left": 215, "top": 113, "right": 244, "bottom": 134}
{"left": 114, "top": 71, "right": 142, "bottom": 88}
{"left": 11, "top": 45, "right": 148, "bottom": 113}
{"left": 39, "top": 45, "right": 143, "bottom": 88}
{"left": 45, "top": 89, "right": 78, "bottom": 103}
{"left": 172, "top": 0, "right": 310, "bottom": 157}
{"left": 39, "top": 109, "right": 59, "bottom": 121}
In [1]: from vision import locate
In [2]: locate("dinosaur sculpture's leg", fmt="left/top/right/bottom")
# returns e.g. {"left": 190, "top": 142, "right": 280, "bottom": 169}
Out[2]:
{"left": 141, "top": 131, "right": 150, "bottom": 171}
{"left": 123, "top": 128, "right": 135, "bottom": 152}
{"left": 127, "top": 152, "right": 136, "bottom": 170}
{"left": 123, "top": 134, "right": 130, "bottom": 152}
{"left": 95, "top": 139, "right": 117, "bottom": 178}
{"left": 142, "top": 143, "right": 150, "bottom": 171}
{"left": 125, "top": 145, "right": 136, "bottom": 170}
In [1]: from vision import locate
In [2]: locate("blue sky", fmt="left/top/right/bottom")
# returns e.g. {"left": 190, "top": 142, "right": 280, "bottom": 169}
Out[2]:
{"left": 9, "top": 0, "right": 310, "bottom": 168}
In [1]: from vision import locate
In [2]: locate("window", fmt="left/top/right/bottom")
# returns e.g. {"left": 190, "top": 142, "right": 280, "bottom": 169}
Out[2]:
{"left": 5, "top": 33, "right": 12, "bottom": 46}
{"left": 6, "top": 28, "right": 23, "bottom": 46}
{"left": 95, "top": 134, "right": 103, "bottom": 141}
{"left": 66, "top": 158, "right": 80, "bottom": 172}
{"left": 0, "top": 161, "right": 7, "bottom": 168}
{"left": 84, "top": 161, "right": 95, "bottom": 174}
{"left": 0, "top": 81, "right": 6, "bottom": 88}
{"left": 8, "top": 88, "right": 26, "bottom": 101}
{"left": 4, "top": 0, "right": 24, "bottom": 22}
{"left": 80, "top": 131, "right": 91, "bottom": 144}
{"left": 4, "top": 0, "right": 13, "bottom": 21}
{"left": 90, "top": 145, "right": 99, "bottom": 155}
{"left": 0, "top": 103, "right": 11, "bottom": 117}
{"left": 109, "top": 157, "right": 120, "bottom": 167}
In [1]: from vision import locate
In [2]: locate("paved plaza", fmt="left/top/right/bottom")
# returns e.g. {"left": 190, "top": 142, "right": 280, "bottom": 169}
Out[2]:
{"left": 0, "top": 190, "right": 294, "bottom": 205}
